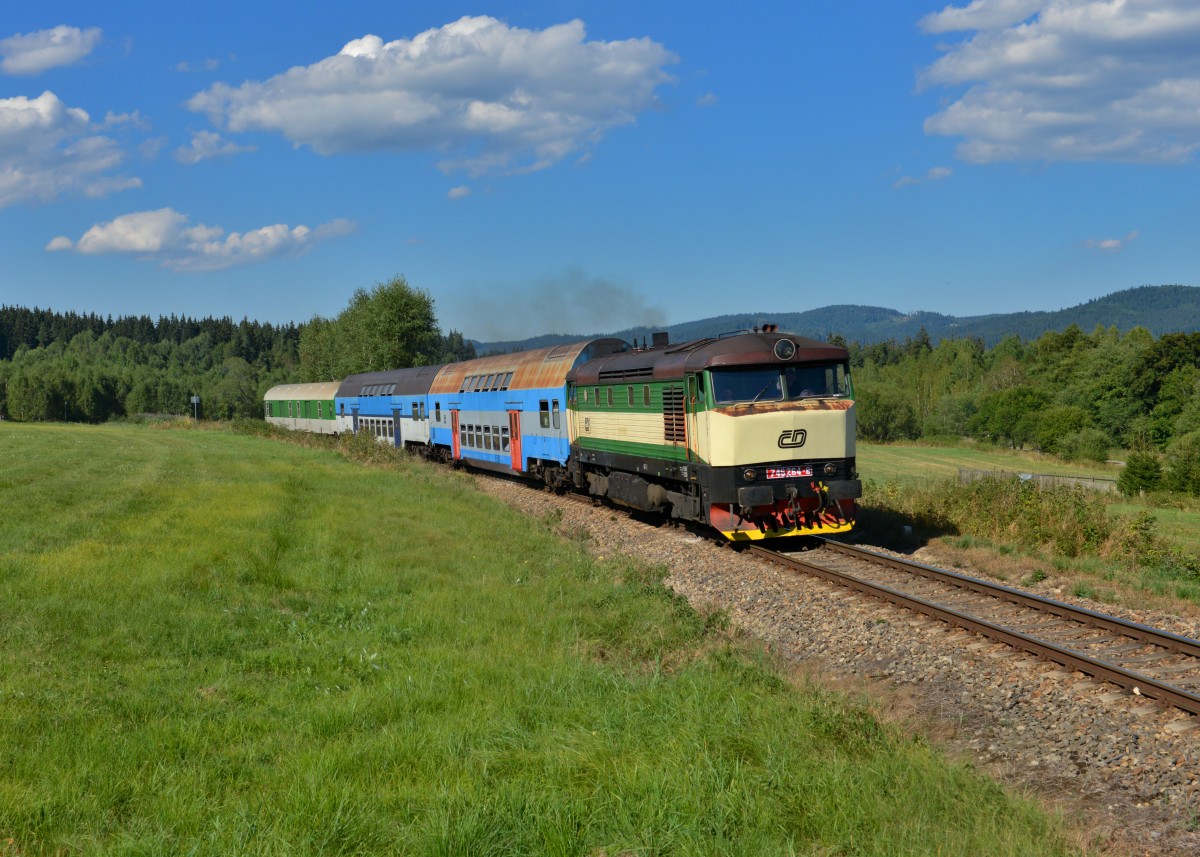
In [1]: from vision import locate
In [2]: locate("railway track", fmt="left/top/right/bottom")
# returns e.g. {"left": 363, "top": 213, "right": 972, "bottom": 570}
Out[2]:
{"left": 749, "top": 540, "right": 1200, "bottom": 717}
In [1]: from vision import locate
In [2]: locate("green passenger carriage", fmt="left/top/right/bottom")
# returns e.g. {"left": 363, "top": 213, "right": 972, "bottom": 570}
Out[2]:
{"left": 263, "top": 381, "right": 340, "bottom": 434}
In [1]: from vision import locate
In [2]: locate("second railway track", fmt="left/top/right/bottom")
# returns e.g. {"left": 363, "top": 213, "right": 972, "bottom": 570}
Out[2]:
{"left": 750, "top": 540, "right": 1200, "bottom": 717}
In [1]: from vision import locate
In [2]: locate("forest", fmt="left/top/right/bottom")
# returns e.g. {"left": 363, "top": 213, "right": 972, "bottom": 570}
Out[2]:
{"left": 0, "top": 277, "right": 474, "bottom": 422}
{"left": 847, "top": 323, "right": 1200, "bottom": 493}
{"left": 4, "top": 287, "right": 1200, "bottom": 494}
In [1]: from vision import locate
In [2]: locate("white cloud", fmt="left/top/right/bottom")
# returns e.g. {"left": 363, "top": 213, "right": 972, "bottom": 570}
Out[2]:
{"left": 919, "top": 1, "right": 1200, "bottom": 163}
{"left": 1085, "top": 229, "right": 1138, "bottom": 253}
{"left": 447, "top": 185, "right": 471, "bottom": 199}
{"left": 1, "top": 26, "right": 102, "bottom": 75}
{"left": 920, "top": 0, "right": 1045, "bottom": 32}
{"left": 696, "top": 92, "right": 719, "bottom": 107}
{"left": 894, "top": 165, "right": 954, "bottom": 188}
{"left": 187, "top": 15, "right": 676, "bottom": 176}
{"left": 175, "top": 58, "right": 220, "bottom": 73}
{"left": 50, "top": 207, "right": 356, "bottom": 271}
{"left": 175, "top": 130, "right": 255, "bottom": 164}
{"left": 0, "top": 90, "right": 141, "bottom": 207}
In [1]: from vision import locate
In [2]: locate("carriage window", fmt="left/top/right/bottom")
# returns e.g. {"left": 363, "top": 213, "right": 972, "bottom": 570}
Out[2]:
{"left": 643, "top": 385, "right": 651, "bottom": 406}
{"left": 435, "top": 402, "right": 441, "bottom": 423}
{"left": 503, "top": 372, "right": 513, "bottom": 389}
{"left": 460, "top": 427, "right": 467, "bottom": 448}
{"left": 539, "top": 400, "right": 550, "bottom": 428}
{"left": 388, "top": 420, "right": 394, "bottom": 439}
{"left": 501, "top": 426, "right": 510, "bottom": 451}
{"left": 552, "top": 400, "right": 560, "bottom": 429}
{"left": 484, "top": 374, "right": 495, "bottom": 390}
{"left": 627, "top": 386, "right": 634, "bottom": 406}
{"left": 483, "top": 426, "right": 492, "bottom": 450}
{"left": 607, "top": 388, "right": 613, "bottom": 407}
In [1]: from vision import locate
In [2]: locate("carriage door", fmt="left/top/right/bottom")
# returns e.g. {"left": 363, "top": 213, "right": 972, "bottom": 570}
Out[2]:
{"left": 451, "top": 410, "right": 461, "bottom": 460}
{"left": 685, "top": 374, "right": 699, "bottom": 461}
{"left": 508, "top": 410, "right": 523, "bottom": 472}
{"left": 392, "top": 406, "right": 403, "bottom": 449}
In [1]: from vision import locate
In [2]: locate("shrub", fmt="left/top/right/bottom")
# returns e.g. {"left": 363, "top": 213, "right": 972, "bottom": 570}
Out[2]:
{"left": 1117, "top": 451, "right": 1163, "bottom": 496}
{"left": 1057, "top": 428, "right": 1111, "bottom": 463}
{"left": 1165, "top": 430, "right": 1200, "bottom": 495}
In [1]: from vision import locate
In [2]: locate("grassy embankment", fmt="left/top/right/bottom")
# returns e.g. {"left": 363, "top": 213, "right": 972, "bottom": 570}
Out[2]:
{"left": 0, "top": 422, "right": 1075, "bottom": 855}
{"left": 856, "top": 440, "right": 1200, "bottom": 610}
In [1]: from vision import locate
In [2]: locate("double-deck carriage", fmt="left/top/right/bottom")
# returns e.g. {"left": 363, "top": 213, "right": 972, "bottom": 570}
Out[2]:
{"left": 426, "top": 339, "right": 628, "bottom": 480}
{"left": 334, "top": 365, "right": 445, "bottom": 448}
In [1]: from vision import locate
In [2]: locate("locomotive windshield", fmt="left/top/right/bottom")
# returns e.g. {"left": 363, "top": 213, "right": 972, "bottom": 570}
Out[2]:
{"left": 710, "top": 361, "right": 851, "bottom": 405}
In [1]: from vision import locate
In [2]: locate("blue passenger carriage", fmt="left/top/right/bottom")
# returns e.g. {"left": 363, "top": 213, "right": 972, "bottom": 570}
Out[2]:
{"left": 427, "top": 339, "right": 627, "bottom": 483}
{"left": 334, "top": 365, "right": 445, "bottom": 449}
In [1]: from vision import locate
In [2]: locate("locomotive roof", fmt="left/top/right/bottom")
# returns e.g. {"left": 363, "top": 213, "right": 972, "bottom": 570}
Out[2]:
{"left": 568, "top": 332, "right": 849, "bottom": 385}
{"left": 429, "top": 338, "right": 628, "bottom": 394}
{"left": 264, "top": 381, "right": 342, "bottom": 401}
{"left": 335, "top": 364, "right": 447, "bottom": 398}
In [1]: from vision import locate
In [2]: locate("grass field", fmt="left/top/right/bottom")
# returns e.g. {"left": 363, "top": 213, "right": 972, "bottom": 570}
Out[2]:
{"left": 857, "top": 440, "right": 1121, "bottom": 485}
{"left": 0, "top": 422, "right": 1076, "bottom": 855}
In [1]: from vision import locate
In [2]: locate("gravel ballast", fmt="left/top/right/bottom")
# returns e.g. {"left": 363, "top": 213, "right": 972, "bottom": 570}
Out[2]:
{"left": 476, "top": 475, "right": 1200, "bottom": 856}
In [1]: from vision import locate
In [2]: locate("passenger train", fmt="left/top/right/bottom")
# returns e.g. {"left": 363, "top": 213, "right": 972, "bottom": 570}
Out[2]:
{"left": 264, "top": 328, "right": 861, "bottom": 541}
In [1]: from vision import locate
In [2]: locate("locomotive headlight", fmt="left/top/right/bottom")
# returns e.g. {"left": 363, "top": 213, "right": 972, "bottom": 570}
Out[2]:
{"left": 774, "top": 339, "right": 796, "bottom": 360}
{"left": 823, "top": 463, "right": 837, "bottom": 476}
{"left": 743, "top": 468, "right": 757, "bottom": 481}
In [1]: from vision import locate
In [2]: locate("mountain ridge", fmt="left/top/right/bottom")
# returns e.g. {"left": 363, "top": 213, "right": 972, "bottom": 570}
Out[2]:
{"left": 472, "top": 284, "right": 1200, "bottom": 353}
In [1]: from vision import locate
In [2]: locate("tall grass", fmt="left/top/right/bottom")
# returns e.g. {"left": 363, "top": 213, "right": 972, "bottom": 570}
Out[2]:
{"left": 0, "top": 423, "right": 1075, "bottom": 854}
{"left": 860, "top": 476, "right": 1200, "bottom": 600}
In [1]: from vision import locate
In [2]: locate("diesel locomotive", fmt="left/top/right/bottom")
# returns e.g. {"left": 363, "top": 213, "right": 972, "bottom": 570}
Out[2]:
{"left": 264, "top": 328, "right": 861, "bottom": 541}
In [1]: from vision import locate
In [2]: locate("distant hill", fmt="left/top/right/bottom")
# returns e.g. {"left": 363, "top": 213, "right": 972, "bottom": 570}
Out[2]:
{"left": 472, "top": 284, "right": 1200, "bottom": 353}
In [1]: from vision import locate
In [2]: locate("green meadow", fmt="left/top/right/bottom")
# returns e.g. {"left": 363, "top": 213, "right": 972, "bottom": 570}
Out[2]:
{"left": 857, "top": 440, "right": 1121, "bottom": 485}
{"left": 0, "top": 422, "right": 1075, "bottom": 855}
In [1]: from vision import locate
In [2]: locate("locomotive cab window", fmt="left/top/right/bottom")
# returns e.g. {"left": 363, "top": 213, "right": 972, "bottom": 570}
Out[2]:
{"left": 710, "top": 361, "right": 852, "bottom": 405}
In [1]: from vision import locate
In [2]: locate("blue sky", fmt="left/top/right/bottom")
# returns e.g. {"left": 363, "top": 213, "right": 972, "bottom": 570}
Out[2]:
{"left": 2, "top": 1, "right": 1199, "bottom": 340}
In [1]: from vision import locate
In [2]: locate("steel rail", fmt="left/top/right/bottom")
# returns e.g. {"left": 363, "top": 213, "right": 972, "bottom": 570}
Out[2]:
{"left": 746, "top": 542, "right": 1200, "bottom": 716}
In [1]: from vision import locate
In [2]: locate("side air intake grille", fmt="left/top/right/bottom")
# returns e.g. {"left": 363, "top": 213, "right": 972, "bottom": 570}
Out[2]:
{"left": 663, "top": 385, "right": 685, "bottom": 443}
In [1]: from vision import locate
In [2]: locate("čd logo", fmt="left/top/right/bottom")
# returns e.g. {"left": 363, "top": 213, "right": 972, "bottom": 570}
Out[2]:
{"left": 778, "top": 429, "right": 807, "bottom": 449}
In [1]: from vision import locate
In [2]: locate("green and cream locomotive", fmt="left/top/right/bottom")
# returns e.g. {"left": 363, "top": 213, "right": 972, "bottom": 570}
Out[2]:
{"left": 567, "top": 329, "right": 860, "bottom": 541}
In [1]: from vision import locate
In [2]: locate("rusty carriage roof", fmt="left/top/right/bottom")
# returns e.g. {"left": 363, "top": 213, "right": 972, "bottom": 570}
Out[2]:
{"left": 568, "top": 332, "right": 849, "bottom": 385}
{"left": 429, "top": 338, "right": 629, "bottom": 394}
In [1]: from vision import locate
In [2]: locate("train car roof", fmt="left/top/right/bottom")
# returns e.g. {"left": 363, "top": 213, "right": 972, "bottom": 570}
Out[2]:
{"left": 569, "top": 332, "right": 849, "bottom": 385}
{"left": 429, "top": 338, "right": 628, "bottom": 394}
{"left": 264, "top": 381, "right": 342, "bottom": 401}
{"left": 335, "top": 364, "right": 447, "bottom": 398}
